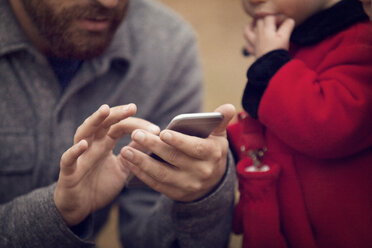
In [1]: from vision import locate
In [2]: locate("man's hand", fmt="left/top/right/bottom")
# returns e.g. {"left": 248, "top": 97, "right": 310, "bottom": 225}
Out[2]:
{"left": 244, "top": 15, "right": 295, "bottom": 58}
{"left": 119, "top": 104, "right": 236, "bottom": 202}
{"left": 54, "top": 104, "right": 160, "bottom": 226}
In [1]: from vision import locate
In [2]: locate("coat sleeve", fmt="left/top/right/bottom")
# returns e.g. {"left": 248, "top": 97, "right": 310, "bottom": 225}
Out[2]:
{"left": 258, "top": 26, "right": 372, "bottom": 159}
{"left": 0, "top": 184, "right": 95, "bottom": 248}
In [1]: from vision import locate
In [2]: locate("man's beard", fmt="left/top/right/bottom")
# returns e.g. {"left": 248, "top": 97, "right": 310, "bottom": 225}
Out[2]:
{"left": 21, "top": 0, "right": 126, "bottom": 59}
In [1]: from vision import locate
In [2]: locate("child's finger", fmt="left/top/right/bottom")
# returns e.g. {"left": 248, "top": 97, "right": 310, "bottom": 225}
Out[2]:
{"left": 263, "top": 15, "right": 277, "bottom": 32}
{"left": 278, "top": 18, "right": 295, "bottom": 37}
{"left": 245, "top": 43, "right": 255, "bottom": 56}
{"left": 255, "top": 18, "right": 265, "bottom": 33}
{"left": 244, "top": 38, "right": 255, "bottom": 56}
{"left": 244, "top": 24, "right": 256, "bottom": 44}
{"left": 244, "top": 25, "right": 256, "bottom": 55}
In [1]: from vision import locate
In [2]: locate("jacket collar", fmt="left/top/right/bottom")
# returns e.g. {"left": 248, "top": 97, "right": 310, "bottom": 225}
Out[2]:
{"left": 0, "top": 0, "right": 32, "bottom": 56}
{"left": 291, "top": 0, "right": 369, "bottom": 46}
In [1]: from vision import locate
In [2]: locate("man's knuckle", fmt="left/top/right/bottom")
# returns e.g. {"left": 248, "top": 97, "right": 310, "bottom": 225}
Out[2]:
{"left": 155, "top": 168, "right": 169, "bottom": 182}
{"left": 213, "top": 140, "right": 228, "bottom": 159}
{"left": 146, "top": 138, "right": 158, "bottom": 148}
{"left": 173, "top": 191, "right": 186, "bottom": 201}
{"left": 60, "top": 154, "right": 67, "bottom": 167}
{"left": 210, "top": 148, "right": 221, "bottom": 161}
{"left": 185, "top": 181, "right": 202, "bottom": 194}
{"left": 194, "top": 143, "right": 207, "bottom": 157}
{"left": 74, "top": 128, "right": 82, "bottom": 140}
{"left": 166, "top": 150, "right": 178, "bottom": 164}
{"left": 151, "top": 180, "right": 161, "bottom": 191}
{"left": 199, "top": 166, "right": 214, "bottom": 180}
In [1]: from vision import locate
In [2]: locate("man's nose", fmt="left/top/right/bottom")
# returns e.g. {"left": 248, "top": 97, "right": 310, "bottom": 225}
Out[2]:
{"left": 96, "top": 0, "right": 119, "bottom": 8}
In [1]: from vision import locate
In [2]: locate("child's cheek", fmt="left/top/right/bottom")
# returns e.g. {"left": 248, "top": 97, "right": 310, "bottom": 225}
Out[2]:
{"left": 360, "top": 0, "right": 372, "bottom": 21}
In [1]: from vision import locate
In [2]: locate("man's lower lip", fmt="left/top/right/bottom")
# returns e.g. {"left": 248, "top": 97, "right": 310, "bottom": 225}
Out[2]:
{"left": 78, "top": 19, "right": 110, "bottom": 32}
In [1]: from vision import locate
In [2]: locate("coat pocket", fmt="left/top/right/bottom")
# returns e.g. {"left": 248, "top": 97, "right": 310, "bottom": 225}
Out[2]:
{"left": 0, "top": 128, "right": 36, "bottom": 175}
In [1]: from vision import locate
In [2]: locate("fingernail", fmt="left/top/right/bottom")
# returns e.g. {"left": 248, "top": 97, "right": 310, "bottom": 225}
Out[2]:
{"left": 161, "top": 131, "right": 172, "bottom": 141}
{"left": 78, "top": 139, "right": 87, "bottom": 148}
{"left": 99, "top": 104, "right": 109, "bottom": 111}
{"left": 133, "top": 130, "right": 145, "bottom": 142}
{"left": 148, "top": 125, "right": 160, "bottom": 134}
{"left": 123, "top": 103, "right": 134, "bottom": 112}
{"left": 122, "top": 149, "right": 133, "bottom": 160}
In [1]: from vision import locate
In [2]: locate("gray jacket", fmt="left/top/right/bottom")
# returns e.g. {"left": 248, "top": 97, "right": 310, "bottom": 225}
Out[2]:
{"left": 0, "top": 0, "right": 236, "bottom": 247}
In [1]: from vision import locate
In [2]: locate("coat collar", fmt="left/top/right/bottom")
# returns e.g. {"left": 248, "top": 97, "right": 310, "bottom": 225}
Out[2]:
{"left": 291, "top": 0, "right": 369, "bottom": 46}
{"left": 0, "top": 0, "right": 32, "bottom": 56}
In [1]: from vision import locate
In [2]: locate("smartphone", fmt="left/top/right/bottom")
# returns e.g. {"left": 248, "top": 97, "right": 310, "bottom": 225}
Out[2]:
{"left": 149, "top": 112, "right": 224, "bottom": 162}
{"left": 165, "top": 112, "right": 224, "bottom": 138}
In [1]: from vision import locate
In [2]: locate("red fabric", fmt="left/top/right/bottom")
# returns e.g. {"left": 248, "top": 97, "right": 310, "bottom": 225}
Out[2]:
{"left": 233, "top": 159, "right": 287, "bottom": 248}
{"left": 229, "top": 21, "right": 372, "bottom": 248}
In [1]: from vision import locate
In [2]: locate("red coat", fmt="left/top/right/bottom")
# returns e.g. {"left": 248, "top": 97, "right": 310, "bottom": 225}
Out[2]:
{"left": 228, "top": 17, "right": 372, "bottom": 248}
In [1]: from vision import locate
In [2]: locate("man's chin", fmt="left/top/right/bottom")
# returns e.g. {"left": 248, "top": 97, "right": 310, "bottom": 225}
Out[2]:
{"left": 64, "top": 48, "right": 106, "bottom": 60}
{"left": 49, "top": 41, "right": 110, "bottom": 60}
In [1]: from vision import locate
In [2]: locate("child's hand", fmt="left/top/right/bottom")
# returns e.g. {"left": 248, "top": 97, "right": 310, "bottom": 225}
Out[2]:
{"left": 244, "top": 15, "right": 295, "bottom": 58}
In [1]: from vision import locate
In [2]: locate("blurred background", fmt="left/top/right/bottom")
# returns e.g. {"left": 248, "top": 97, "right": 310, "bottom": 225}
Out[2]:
{"left": 96, "top": 0, "right": 254, "bottom": 247}
{"left": 159, "top": 0, "right": 253, "bottom": 113}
